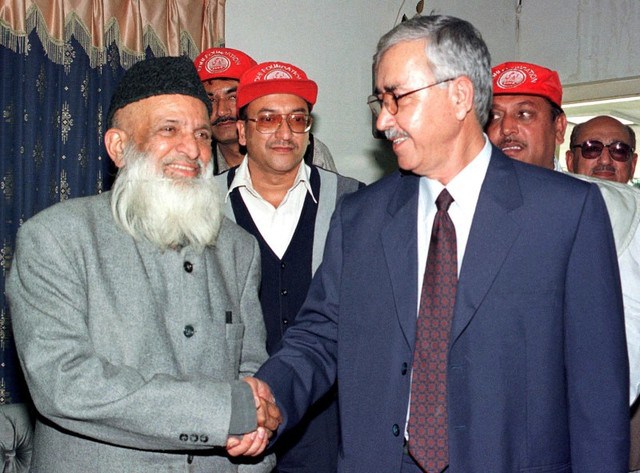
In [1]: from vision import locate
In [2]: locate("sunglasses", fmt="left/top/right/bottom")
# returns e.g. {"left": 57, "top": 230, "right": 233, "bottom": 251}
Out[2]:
{"left": 570, "top": 140, "right": 634, "bottom": 162}
{"left": 245, "top": 112, "right": 312, "bottom": 134}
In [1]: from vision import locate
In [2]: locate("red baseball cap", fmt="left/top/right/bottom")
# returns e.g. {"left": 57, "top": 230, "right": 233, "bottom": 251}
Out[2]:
{"left": 492, "top": 61, "right": 563, "bottom": 108}
{"left": 194, "top": 47, "right": 257, "bottom": 82}
{"left": 236, "top": 61, "right": 318, "bottom": 111}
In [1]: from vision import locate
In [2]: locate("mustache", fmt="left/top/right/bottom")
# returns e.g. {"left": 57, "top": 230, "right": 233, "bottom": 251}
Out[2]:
{"left": 498, "top": 137, "right": 526, "bottom": 148}
{"left": 268, "top": 141, "right": 296, "bottom": 150}
{"left": 593, "top": 164, "right": 617, "bottom": 173}
{"left": 212, "top": 116, "right": 237, "bottom": 127}
{"left": 384, "top": 128, "right": 409, "bottom": 141}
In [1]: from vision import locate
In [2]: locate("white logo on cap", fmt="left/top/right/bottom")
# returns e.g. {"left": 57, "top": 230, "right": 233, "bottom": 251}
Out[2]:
{"left": 265, "top": 69, "right": 293, "bottom": 80}
{"left": 497, "top": 69, "right": 527, "bottom": 89}
{"left": 205, "top": 55, "right": 231, "bottom": 74}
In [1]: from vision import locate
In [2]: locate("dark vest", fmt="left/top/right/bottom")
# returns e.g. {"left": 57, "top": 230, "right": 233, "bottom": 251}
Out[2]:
{"left": 226, "top": 166, "right": 319, "bottom": 354}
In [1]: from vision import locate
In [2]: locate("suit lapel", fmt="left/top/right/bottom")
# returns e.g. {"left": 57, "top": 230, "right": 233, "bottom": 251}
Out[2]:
{"left": 381, "top": 173, "right": 421, "bottom": 350}
{"left": 450, "top": 149, "right": 524, "bottom": 344}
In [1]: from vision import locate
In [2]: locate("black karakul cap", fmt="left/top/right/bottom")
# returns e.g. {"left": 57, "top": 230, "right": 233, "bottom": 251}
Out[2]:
{"left": 106, "top": 55, "right": 212, "bottom": 127}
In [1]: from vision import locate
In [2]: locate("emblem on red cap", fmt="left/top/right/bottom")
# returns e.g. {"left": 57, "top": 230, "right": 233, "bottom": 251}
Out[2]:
{"left": 491, "top": 61, "right": 562, "bottom": 108}
{"left": 204, "top": 55, "right": 231, "bottom": 75}
{"left": 497, "top": 70, "right": 527, "bottom": 89}
{"left": 236, "top": 61, "right": 318, "bottom": 111}
{"left": 265, "top": 69, "right": 293, "bottom": 80}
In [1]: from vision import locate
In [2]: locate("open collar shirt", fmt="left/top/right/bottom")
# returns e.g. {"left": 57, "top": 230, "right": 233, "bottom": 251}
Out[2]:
{"left": 225, "top": 157, "right": 317, "bottom": 259}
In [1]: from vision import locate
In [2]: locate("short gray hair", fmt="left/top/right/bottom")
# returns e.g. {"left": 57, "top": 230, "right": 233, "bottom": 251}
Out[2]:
{"left": 373, "top": 15, "right": 492, "bottom": 126}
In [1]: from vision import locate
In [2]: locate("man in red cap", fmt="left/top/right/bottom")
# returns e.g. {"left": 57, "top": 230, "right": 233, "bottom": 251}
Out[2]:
{"left": 214, "top": 60, "right": 363, "bottom": 473}
{"left": 488, "top": 60, "right": 640, "bottom": 473}
{"left": 194, "top": 48, "right": 337, "bottom": 175}
{"left": 487, "top": 61, "right": 567, "bottom": 170}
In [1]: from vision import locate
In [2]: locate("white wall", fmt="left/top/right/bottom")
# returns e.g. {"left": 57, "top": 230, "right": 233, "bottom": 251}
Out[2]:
{"left": 226, "top": 1, "right": 405, "bottom": 183}
{"left": 226, "top": 0, "right": 640, "bottom": 183}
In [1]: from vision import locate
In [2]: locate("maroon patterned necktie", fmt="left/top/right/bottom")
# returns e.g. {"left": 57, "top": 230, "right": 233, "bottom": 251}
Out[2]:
{"left": 408, "top": 188, "right": 457, "bottom": 473}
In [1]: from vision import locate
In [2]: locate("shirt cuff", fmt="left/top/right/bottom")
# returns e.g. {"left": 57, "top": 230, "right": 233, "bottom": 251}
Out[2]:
{"left": 228, "top": 381, "right": 257, "bottom": 435}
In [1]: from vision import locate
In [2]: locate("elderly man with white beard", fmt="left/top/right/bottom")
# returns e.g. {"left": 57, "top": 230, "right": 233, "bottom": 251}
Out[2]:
{"left": 6, "top": 56, "right": 280, "bottom": 473}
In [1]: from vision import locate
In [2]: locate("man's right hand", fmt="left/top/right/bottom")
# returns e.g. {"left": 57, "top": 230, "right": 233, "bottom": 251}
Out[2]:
{"left": 225, "top": 377, "right": 281, "bottom": 457}
{"left": 244, "top": 377, "right": 282, "bottom": 432}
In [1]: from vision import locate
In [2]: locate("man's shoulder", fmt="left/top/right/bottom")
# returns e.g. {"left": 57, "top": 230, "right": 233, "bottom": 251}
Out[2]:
{"left": 335, "top": 170, "right": 415, "bottom": 217}
{"left": 492, "top": 149, "right": 594, "bottom": 198}
{"left": 316, "top": 166, "right": 363, "bottom": 191}
{"left": 22, "top": 192, "right": 110, "bottom": 231}
{"left": 217, "top": 216, "right": 258, "bottom": 248}
{"left": 569, "top": 174, "right": 640, "bottom": 253}
{"left": 571, "top": 174, "right": 640, "bottom": 203}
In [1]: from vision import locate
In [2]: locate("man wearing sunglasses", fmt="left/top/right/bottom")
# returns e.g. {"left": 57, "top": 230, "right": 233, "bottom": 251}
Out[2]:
{"left": 566, "top": 115, "right": 638, "bottom": 184}
{"left": 214, "top": 60, "right": 362, "bottom": 473}
{"left": 488, "top": 61, "right": 640, "bottom": 473}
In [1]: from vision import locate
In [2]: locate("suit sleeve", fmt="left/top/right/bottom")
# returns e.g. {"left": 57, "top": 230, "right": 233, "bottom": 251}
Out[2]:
{"left": 255, "top": 200, "right": 343, "bottom": 432}
{"left": 564, "top": 184, "right": 629, "bottom": 470}
{"left": 6, "top": 219, "right": 259, "bottom": 452}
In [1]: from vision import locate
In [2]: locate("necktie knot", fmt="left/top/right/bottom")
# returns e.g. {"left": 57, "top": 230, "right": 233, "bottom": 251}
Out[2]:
{"left": 436, "top": 189, "right": 454, "bottom": 212}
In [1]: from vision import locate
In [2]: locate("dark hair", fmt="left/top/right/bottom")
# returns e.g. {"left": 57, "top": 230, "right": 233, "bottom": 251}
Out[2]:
{"left": 550, "top": 101, "right": 565, "bottom": 122}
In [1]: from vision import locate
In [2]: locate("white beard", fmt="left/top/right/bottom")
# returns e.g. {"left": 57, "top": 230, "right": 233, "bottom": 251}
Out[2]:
{"left": 110, "top": 144, "right": 224, "bottom": 253}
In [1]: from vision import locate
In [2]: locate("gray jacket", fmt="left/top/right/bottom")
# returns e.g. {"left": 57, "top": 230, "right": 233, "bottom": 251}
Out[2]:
{"left": 6, "top": 192, "right": 274, "bottom": 473}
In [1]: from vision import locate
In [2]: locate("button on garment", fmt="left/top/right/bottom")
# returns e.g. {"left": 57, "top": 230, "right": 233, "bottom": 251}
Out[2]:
{"left": 183, "top": 325, "right": 195, "bottom": 338}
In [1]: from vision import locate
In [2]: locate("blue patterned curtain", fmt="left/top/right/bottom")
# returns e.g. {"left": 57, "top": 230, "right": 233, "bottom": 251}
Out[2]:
{"left": 0, "top": 0, "right": 225, "bottom": 405}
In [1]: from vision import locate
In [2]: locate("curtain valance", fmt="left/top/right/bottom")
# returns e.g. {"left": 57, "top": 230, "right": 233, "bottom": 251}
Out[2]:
{"left": 0, "top": 0, "right": 225, "bottom": 68}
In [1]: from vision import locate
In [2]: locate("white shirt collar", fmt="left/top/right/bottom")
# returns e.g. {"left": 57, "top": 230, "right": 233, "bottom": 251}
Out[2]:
{"left": 224, "top": 156, "right": 317, "bottom": 204}
{"left": 422, "top": 134, "right": 492, "bottom": 208}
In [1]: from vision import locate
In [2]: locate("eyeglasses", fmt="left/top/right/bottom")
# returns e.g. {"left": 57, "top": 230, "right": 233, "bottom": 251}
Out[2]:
{"left": 245, "top": 112, "right": 313, "bottom": 134}
{"left": 367, "top": 78, "right": 456, "bottom": 116}
{"left": 570, "top": 140, "right": 634, "bottom": 162}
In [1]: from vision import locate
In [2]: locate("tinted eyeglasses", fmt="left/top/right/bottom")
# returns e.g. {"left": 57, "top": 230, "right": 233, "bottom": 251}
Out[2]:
{"left": 570, "top": 140, "right": 634, "bottom": 162}
{"left": 245, "top": 112, "right": 312, "bottom": 134}
{"left": 367, "top": 78, "right": 456, "bottom": 116}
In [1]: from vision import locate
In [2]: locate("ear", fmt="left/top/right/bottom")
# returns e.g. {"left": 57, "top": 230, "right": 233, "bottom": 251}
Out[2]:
{"left": 554, "top": 113, "right": 567, "bottom": 146}
{"left": 630, "top": 153, "right": 638, "bottom": 179}
{"left": 104, "top": 128, "right": 128, "bottom": 169}
{"left": 450, "top": 76, "right": 475, "bottom": 121}
{"left": 237, "top": 120, "right": 247, "bottom": 146}
{"left": 565, "top": 148, "right": 576, "bottom": 173}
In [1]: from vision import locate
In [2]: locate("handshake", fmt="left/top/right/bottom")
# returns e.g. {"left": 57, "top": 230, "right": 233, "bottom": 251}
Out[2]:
{"left": 226, "top": 377, "right": 282, "bottom": 457}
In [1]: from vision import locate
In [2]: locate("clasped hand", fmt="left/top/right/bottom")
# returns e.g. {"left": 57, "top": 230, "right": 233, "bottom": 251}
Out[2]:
{"left": 226, "top": 377, "right": 281, "bottom": 457}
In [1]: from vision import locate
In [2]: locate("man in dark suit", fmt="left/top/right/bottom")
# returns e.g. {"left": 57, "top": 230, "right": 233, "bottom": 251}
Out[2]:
{"left": 250, "top": 15, "right": 629, "bottom": 472}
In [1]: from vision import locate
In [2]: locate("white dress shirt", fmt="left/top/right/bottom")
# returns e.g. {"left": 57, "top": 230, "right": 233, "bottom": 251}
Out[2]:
{"left": 417, "top": 136, "right": 492, "bottom": 302}
{"left": 224, "top": 157, "right": 317, "bottom": 259}
{"left": 407, "top": 135, "right": 492, "bottom": 436}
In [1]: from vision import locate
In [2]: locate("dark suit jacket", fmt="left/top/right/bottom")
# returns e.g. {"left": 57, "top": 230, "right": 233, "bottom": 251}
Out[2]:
{"left": 257, "top": 148, "right": 630, "bottom": 473}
